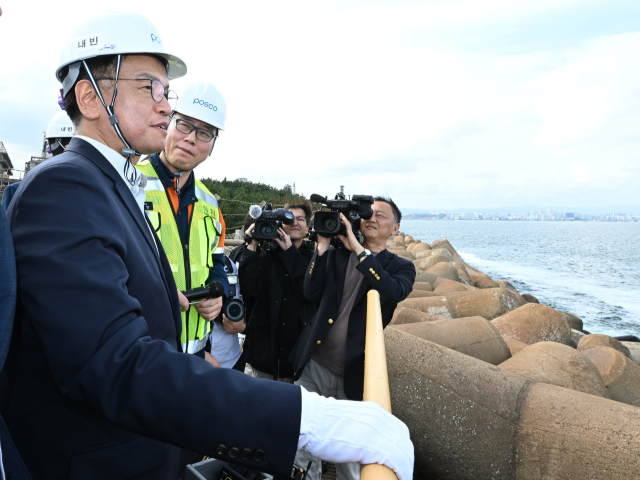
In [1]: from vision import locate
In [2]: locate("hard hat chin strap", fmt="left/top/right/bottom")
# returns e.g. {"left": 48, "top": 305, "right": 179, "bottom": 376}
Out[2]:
{"left": 49, "top": 139, "right": 66, "bottom": 152}
{"left": 161, "top": 149, "right": 186, "bottom": 194}
{"left": 82, "top": 55, "right": 139, "bottom": 185}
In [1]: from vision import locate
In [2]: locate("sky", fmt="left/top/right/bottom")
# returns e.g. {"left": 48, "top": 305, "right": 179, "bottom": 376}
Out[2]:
{"left": 1, "top": 0, "right": 640, "bottom": 211}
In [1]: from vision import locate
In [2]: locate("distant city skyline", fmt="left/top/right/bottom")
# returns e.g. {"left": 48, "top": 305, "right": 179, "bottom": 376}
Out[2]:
{"left": 403, "top": 209, "right": 639, "bottom": 222}
{"left": 401, "top": 204, "right": 640, "bottom": 216}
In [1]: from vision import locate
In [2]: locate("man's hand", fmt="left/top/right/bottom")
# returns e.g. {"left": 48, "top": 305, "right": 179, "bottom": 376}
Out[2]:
{"left": 195, "top": 296, "right": 223, "bottom": 321}
{"left": 204, "top": 351, "right": 221, "bottom": 368}
{"left": 177, "top": 290, "right": 189, "bottom": 312}
{"left": 316, "top": 233, "right": 331, "bottom": 257}
{"left": 298, "top": 389, "right": 414, "bottom": 480}
{"left": 275, "top": 227, "right": 292, "bottom": 251}
{"left": 245, "top": 224, "right": 259, "bottom": 252}
{"left": 222, "top": 315, "right": 246, "bottom": 334}
{"left": 336, "top": 213, "right": 364, "bottom": 256}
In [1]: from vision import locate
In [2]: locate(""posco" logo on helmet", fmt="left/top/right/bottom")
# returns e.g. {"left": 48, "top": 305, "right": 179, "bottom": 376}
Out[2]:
{"left": 193, "top": 98, "right": 218, "bottom": 111}
{"left": 151, "top": 34, "right": 162, "bottom": 44}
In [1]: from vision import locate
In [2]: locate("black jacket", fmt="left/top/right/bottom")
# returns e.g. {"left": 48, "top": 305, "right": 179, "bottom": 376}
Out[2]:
{"left": 289, "top": 247, "right": 415, "bottom": 400}
{"left": 239, "top": 242, "right": 316, "bottom": 379}
{"left": 0, "top": 138, "right": 301, "bottom": 480}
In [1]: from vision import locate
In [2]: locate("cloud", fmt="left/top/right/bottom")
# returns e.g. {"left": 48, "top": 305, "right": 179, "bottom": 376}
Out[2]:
{"left": 1, "top": 0, "right": 639, "bottom": 210}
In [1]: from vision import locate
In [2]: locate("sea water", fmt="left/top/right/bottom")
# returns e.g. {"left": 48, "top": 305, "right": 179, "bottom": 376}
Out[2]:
{"left": 401, "top": 220, "right": 640, "bottom": 337}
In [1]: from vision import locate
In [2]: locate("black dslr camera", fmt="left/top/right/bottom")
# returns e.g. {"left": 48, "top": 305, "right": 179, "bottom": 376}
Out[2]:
{"left": 182, "top": 280, "right": 245, "bottom": 323}
{"left": 309, "top": 188, "right": 374, "bottom": 248}
{"left": 246, "top": 204, "right": 295, "bottom": 251}
{"left": 223, "top": 274, "right": 245, "bottom": 322}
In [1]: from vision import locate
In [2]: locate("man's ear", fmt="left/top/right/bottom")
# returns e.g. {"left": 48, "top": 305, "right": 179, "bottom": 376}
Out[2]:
{"left": 391, "top": 222, "right": 400, "bottom": 236}
{"left": 75, "top": 79, "right": 102, "bottom": 121}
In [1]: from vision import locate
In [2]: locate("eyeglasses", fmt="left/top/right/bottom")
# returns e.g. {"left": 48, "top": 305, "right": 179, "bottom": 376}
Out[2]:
{"left": 173, "top": 117, "right": 217, "bottom": 143}
{"left": 96, "top": 78, "right": 178, "bottom": 110}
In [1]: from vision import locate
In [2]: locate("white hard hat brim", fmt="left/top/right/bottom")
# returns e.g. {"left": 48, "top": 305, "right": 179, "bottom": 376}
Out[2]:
{"left": 56, "top": 52, "right": 187, "bottom": 83}
{"left": 56, "top": 13, "right": 187, "bottom": 89}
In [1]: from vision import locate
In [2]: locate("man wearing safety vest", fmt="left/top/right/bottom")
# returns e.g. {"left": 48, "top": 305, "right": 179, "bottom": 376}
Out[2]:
{"left": 137, "top": 82, "right": 244, "bottom": 369}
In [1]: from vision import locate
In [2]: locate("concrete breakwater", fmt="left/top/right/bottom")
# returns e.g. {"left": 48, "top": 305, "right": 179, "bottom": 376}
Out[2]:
{"left": 385, "top": 233, "right": 640, "bottom": 479}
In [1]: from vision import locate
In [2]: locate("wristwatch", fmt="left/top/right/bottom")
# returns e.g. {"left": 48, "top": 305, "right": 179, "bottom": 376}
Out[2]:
{"left": 357, "top": 249, "right": 371, "bottom": 261}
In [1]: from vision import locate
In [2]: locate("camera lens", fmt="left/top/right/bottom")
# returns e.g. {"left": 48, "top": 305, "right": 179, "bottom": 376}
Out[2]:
{"left": 323, "top": 217, "right": 338, "bottom": 231}
{"left": 224, "top": 299, "right": 245, "bottom": 322}
{"left": 259, "top": 224, "right": 273, "bottom": 237}
{"left": 228, "top": 303, "right": 242, "bottom": 318}
{"left": 314, "top": 211, "right": 340, "bottom": 235}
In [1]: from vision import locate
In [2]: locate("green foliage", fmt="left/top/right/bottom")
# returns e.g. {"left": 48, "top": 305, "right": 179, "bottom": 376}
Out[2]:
{"left": 199, "top": 177, "right": 308, "bottom": 231}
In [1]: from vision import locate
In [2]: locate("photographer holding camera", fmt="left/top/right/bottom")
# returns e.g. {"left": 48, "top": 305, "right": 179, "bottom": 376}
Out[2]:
{"left": 238, "top": 202, "right": 317, "bottom": 383}
{"left": 289, "top": 196, "right": 415, "bottom": 480}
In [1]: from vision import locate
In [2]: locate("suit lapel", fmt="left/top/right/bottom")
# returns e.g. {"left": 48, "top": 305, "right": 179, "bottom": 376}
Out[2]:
{"left": 68, "top": 139, "right": 160, "bottom": 263}
{"left": 67, "top": 139, "right": 175, "bottom": 309}
{"left": 113, "top": 174, "right": 161, "bottom": 265}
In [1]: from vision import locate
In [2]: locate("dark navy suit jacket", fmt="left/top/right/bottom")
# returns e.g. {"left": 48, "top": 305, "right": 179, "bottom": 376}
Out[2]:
{"left": 0, "top": 138, "right": 301, "bottom": 480}
{"left": 289, "top": 247, "right": 415, "bottom": 400}
{"left": 0, "top": 182, "right": 19, "bottom": 213}
{"left": 0, "top": 202, "right": 32, "bottom": 480}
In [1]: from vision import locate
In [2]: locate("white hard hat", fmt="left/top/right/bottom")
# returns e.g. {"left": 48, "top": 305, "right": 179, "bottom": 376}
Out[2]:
{"left": 46, "top": 111, "right": 75, "bottom": 140}
{"left": 174, "top": 82, "right": 227, "bottom": 131}
{"left": 57, "top": 12, "right": 187, "bottom": 95}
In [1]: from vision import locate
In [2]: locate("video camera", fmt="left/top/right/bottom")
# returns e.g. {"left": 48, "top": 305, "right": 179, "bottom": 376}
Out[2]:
{"left": 245, "top": 204, "right": 295, "bottom": 250}
{"left": 182, "top": 280, "right": 245, "bottom": 323}
{"left": 309, "top": 187, "right": 374, "bottom": 248}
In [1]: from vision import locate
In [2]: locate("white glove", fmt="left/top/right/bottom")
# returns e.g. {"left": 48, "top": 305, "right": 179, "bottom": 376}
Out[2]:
{"left": 297, "top": 388, "right": 414, "bottom": 480}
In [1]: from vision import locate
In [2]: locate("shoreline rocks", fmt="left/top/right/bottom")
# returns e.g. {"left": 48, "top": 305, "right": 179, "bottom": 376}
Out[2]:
{"left": 443, "top": 288, "right": 523, "bottom": 320}
{"left": 577, "top": 334, "right": 631, "bottom": 358}
{"left": 580, "top": 346, "right": 640, "bottom": 407}
{"left": 386, "top": 232, "right": 640, "bottom": 478}
{"left": 385, "top": 327, "right": 640, "bottom": 480}
{"left": 498, "top": 341, "right": 609, "bottom": 398}
{"left": 393, "top": 316, "right": 511, "bottom": 365}
{"left": 492, "top": 303, "right": 571, "bottom": 345}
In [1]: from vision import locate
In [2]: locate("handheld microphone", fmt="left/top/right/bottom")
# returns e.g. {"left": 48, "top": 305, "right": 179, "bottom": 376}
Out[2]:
{"left": 182, "top": 281, "right": 225, "bottom": 302}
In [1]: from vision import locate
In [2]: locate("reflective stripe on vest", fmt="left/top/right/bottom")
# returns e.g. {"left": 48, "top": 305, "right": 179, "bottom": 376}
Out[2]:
{"left": 136, "top": 159, "right": 222, "bottom": 351}
{"left": 183, "top": 337, "right": 208, "bottom": 355}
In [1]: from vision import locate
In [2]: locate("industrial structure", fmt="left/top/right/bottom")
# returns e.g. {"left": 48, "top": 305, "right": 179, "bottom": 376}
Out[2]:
{"left": 0, "top": 141, "right": 19, "bottom": 197}
{"left": 0, "top": 136, "right": 50, "bottom": 198}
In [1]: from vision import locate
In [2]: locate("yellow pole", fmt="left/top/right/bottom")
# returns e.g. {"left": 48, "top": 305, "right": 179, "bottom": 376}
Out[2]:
{"left": 361, "top": 290, "right": 398, "bottom": 480}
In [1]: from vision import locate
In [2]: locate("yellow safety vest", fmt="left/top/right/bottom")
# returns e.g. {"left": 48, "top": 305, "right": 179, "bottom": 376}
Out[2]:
{"left": 137, "top": 159, "right": 223, "bottom": 354}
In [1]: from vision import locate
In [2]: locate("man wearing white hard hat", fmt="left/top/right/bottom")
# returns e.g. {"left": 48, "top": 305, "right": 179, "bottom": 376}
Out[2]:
{"left": 1, "top": 110, "right": 75, "bottom": 211}
{"left": 137, "top": 82, "right": 244, "bottom": 373}
{"left": 1, "top": 12, "right": 413, "bottom": 480}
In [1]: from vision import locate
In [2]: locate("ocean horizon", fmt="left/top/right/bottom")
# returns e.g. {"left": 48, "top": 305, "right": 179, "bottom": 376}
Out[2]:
{"left": 400, "top": 219, "right": 640, "bottom": 337}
